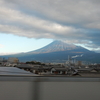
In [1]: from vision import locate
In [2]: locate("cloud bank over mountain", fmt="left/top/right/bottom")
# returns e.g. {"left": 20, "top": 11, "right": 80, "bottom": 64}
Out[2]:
{"left": 0, "top": 0, "right": 100, "bottom": 51}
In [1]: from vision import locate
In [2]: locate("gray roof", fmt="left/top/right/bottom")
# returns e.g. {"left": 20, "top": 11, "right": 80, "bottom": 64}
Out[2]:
{"left": 77, "top": 68, "right": 94, "bottom": 71}
{"left": 17, "top": 64, "right": 33, "bottom": 69}
{"left": 51, "top": 68, "right": 68, "bottom": 71}
{"left": 0, "top": 67, "right": 38, "bottom": 76}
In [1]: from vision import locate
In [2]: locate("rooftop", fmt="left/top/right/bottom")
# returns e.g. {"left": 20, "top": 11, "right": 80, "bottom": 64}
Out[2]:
{"left": 0, "top": 67, "right": 38, "bottom": 76}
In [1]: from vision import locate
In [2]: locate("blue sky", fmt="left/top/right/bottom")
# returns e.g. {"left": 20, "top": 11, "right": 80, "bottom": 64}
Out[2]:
{"left": 0, "top": 33, "right": 53, "bottom": 55}
{"left": 0, "top": 0, "right": 100, "bottom": 55}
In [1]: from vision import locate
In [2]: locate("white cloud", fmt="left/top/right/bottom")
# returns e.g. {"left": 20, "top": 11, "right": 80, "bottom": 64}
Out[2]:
{"left": 0, "top": 44, "right": 4, "bottom": 48}
{"left": 0, "top": 0, "right": 100, "bottom": 50}
{"left": 0, "top": 52, "right": 20, "bottom": 55}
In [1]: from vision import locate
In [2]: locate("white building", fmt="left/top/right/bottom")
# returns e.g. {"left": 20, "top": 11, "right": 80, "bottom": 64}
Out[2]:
{"left": 8, "top": 57, "right": 19, "bottom": 63}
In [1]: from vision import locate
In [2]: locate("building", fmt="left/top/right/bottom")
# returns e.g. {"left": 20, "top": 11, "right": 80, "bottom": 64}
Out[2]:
{"left": 8, "top": 57, "right": 19, "bottom": 63}
{"left": 51, "top": 67, "right": 68, "bottom": 74}
{"left": 0, "top": 57, "right": 3, "bottom": 62}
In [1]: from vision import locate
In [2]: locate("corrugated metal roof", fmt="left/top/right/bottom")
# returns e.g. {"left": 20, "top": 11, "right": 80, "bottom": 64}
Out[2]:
{"left": 0, "top": 67, "right": 38, "bottom": 76}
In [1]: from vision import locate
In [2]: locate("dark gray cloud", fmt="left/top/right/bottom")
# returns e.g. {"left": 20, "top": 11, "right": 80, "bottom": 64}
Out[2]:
{"left": 0, "top": 0, "right": 100, "bottom": 51}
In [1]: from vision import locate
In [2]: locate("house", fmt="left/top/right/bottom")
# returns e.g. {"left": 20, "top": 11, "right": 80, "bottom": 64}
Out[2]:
{"left": 51, "top": 67, "right": 68, "bottom": 74}
{"left": 32, "top": 66, "right": 52, "bottom": 74}
{"left": 94, "top": 68, "right": 100, "bottom": 72}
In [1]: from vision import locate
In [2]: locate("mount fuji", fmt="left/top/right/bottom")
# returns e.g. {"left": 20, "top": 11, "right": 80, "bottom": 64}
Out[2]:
{"left": 1, "top": 41, "right": 100, "bottom": 63}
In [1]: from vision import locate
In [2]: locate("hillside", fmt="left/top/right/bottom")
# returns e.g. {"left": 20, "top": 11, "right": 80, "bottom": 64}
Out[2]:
{"left": 27, "top": 41, "right": 90, "bottom": 54}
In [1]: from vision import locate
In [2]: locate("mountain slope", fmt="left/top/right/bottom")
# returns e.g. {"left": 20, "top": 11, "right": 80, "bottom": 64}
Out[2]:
{"left": 27, "top": 41, "right": 90, "bottom": 54}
